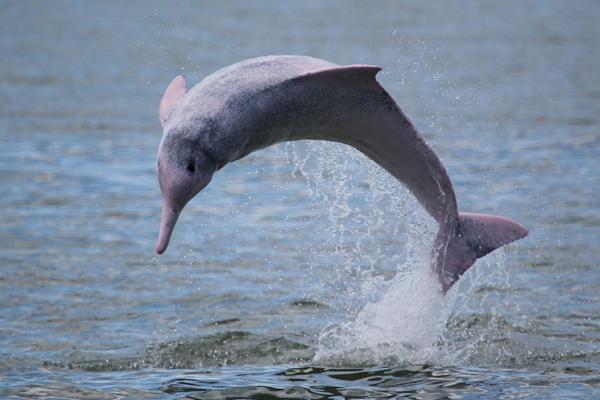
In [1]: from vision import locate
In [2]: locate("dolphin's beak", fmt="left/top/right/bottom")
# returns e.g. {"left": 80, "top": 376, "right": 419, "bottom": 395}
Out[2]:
{"left": 156, "top": 201, "right": 181, "bottom": 255}
{"left": 155, "top": 174, "right": 213, "bottom": 255}
{"left": 155, "top": 153, "right": 215, "bottom": 255}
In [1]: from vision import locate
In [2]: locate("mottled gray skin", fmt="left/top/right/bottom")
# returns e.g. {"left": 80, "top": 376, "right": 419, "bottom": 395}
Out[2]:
{"left": 157, "top": 55, "right": 528, "bottom": 292}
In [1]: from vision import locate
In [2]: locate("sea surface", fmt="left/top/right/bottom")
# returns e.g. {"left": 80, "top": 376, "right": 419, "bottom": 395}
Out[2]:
{"left": 1, "top": 1, "right": 599, "bottom": 398}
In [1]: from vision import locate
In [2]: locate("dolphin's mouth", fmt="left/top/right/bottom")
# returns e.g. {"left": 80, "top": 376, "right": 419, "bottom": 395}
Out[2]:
{"left": 156, "top": 203, "right": 180, "bottom": 255}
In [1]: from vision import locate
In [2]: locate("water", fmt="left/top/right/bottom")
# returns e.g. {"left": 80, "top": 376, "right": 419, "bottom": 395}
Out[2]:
{"left": 1, "top": 0, "right": 599, "bottom": 398}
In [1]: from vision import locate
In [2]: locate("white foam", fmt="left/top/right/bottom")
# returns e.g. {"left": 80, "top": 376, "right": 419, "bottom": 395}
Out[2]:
{"left": 314, "top": 258, "right": 450, "bottom": 365}
{"left": 281, "top": 140, "right": 511, "bottom": 367}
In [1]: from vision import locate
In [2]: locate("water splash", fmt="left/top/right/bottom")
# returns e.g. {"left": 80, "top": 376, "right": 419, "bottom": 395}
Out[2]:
{"left": 281, "top": 140, "right": 513, "bottom": 367}
{"left": 315, "top": 260, "right": 448, "bottom": 366}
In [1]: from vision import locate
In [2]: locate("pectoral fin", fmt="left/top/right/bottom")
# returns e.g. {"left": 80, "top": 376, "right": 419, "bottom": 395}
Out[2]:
{"left": 159, "top": 75, "right": 187, "bottom": 127}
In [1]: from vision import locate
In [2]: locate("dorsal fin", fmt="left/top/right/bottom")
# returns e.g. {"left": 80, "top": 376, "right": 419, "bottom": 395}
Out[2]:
{"left": 159, "top": 75, "right": 187, "bottom": 128}
{"left": 295, "top": 65, "right": 382, "bottom": 86}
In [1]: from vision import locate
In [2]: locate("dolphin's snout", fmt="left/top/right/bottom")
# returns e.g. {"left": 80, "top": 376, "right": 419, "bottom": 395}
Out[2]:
{"left": 156, "top": 203, "right": 181, "bottom": 255}
{"left": 155, "top": 163, "right": 214, "bottom": 255}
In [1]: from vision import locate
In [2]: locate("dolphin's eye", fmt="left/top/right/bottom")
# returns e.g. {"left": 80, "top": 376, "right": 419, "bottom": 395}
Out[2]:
{"left": 186, "top": 161, "right": 195, "bottom": 173}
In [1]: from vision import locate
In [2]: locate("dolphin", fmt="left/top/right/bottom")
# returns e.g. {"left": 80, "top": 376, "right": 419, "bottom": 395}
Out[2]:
{"left": 155, "top": 55, "right": 528, "bottom": 293}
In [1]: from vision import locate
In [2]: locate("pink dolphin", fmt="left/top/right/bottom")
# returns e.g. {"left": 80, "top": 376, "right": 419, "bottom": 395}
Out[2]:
{"left": 155, "top": 55, "right": 528, "bottom": 293}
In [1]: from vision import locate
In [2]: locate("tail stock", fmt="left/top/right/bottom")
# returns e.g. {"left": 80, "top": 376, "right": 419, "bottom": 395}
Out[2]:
{"left": 434, "top": 212, "right": 528, "bottom": 293}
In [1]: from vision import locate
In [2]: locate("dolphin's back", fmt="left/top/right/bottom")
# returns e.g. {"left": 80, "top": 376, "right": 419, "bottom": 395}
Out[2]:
{"left": 188, "top": 55, "right": 339, "bottom": 104}
{"left": 169, "top": 56, "right": 341, "bottom": 149}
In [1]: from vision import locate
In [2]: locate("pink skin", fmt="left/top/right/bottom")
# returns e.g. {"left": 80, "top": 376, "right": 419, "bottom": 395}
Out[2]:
{"left": 156, "top": 75, "right": 192, "bottom": 255}
{"left": 433, "top": 213, "right": 528, "bottom": 293}
{"left": 155, "top": 75, "right": 201, "bottom": 255}
{"left": 159, "top": 76, "right": 187, "bottom": 127}
{"left": 155, "top": 153, "right": 212, "bottom": 255}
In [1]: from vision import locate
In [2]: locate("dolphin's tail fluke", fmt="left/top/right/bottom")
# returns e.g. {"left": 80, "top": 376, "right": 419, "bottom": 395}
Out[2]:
{"left": 434, "top": 212, "right": 528, "bottom": 293}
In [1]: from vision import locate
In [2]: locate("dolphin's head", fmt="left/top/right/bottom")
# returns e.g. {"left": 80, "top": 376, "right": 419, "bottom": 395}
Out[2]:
{"left": 155, "top": 75, "right": 218, "bottom": 255}
{"left": 156, "top": 131, "right": 217, "bottom": 255}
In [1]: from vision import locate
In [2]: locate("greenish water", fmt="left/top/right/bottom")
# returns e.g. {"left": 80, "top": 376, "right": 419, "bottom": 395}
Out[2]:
{"left": 1, "top": 1, "right": 599, "bottom": 398}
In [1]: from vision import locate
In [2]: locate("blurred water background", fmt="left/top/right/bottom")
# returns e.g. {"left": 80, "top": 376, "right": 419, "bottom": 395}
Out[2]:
{"left": 1, "top": 0, "right": 599, "bottom": 398}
